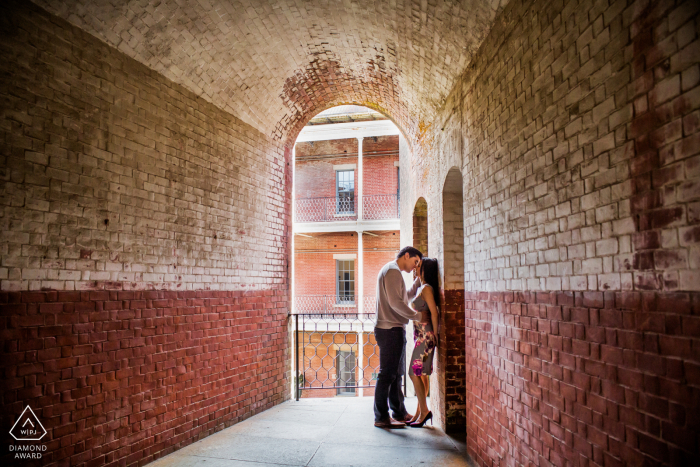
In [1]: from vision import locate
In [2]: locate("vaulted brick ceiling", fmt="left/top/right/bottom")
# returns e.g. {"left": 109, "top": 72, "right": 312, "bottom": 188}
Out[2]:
{"left": 34, "top": 0, "right": 506, "bottom": 144}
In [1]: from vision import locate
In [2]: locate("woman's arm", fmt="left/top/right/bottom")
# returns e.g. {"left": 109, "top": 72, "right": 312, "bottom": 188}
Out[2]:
{"left": 422, "top": 286, "right": 440, "bottom": 340}
{"left": 407, "top": 276, "right": 422, "bottom": 301}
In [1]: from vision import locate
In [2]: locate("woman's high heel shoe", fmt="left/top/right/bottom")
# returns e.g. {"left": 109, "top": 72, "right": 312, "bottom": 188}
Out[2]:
{"left": 405, "top": 418, "right": 417, "bottom": 426}
{"left": 409, "top": 411, "right": 432, "bottom": 427}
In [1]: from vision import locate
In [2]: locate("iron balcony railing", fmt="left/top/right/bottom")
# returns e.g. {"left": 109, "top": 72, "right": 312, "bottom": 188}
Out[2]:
{"left": 294, "top": 295, "right": 377, "bottom": 314}
{"left": 295, "top": 194, "right": 399, "bottom": 222}
{"left": 293, "top": 312, "right": 380, "bottom": 399}
{"left": 362, "top": 194, "right": 401, "bottom": 220}
{"left": 295, "top": 197, "right": 357, "bottom": 222}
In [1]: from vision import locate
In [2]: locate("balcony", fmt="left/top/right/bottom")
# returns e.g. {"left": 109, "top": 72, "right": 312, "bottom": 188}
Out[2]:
{"left": 295, "top": 194, "right": 399, "bottom": 223}
{"left": 294, "top": 295, "right": 377, "bottom": 314}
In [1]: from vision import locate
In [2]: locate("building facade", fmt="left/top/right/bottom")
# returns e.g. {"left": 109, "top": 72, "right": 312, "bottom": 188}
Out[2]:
{"left": 293, "top": 108, "right": 402, "bottom": 398}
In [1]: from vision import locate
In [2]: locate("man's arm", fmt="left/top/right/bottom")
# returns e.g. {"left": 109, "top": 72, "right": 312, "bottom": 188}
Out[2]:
{"left": 407, "top": 277, "right": 421, "bottom": 300}
{"left": 386, "top": 269, "right": 420, "bottom": 320}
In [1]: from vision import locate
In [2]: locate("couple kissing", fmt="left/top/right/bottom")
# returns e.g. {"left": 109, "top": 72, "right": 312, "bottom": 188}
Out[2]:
{"left": 373, "top": 246, "right": 439, "bottom": 429}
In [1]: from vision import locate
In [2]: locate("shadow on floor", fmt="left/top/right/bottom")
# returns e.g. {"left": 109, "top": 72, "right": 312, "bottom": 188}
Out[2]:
{"left": 147, "top": 396, "right": 475, "bottom": 467}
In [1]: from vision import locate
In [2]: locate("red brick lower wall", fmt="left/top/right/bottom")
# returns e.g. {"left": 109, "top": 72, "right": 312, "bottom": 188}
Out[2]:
{"left": 465, "top": 291, "right": 700, "bottom": 467}
{"left": 433, "top": 289, "right": 466, "bottom": 433}
{"left": 0, "top": 289, "right": 289, "bottom": 467}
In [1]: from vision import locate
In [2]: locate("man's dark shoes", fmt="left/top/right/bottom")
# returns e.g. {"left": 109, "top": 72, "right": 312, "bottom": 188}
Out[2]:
{"left": 393, "top": 412, "right": 414, "bottom": 423}
{"left": 374, "top": 417, "right": 407, "bottom": 428}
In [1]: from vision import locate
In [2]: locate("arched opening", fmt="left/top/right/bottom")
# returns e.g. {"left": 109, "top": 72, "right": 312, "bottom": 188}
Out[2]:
{"left": 412, "top": 198, "right": 428, "bottom": 256}
{"left": 291, "top": 105, "right": 402, "bottom": 401}
{"left": 435, "top": 167, "right": 466, "bottom": 434}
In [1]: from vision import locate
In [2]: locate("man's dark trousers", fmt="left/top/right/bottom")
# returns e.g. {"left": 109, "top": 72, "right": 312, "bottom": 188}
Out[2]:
{"left": 374, "top": 326, "right": 409, "bottom": 422}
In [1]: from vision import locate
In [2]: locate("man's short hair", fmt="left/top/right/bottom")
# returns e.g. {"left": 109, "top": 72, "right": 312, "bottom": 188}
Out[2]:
{"left": 396, "top": 246, "right": 423, "bottom": 260}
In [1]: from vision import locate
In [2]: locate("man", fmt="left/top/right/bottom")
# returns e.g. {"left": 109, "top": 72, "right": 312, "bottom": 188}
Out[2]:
{"left": 373, "top": 246, "right": 423, "bottom": 428}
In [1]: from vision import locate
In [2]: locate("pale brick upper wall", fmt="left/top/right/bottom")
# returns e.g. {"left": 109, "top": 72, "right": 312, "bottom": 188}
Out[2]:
{"left": 442, "top": 170, "right": 465, "bottom": 290}
{"left": 0, "top": 3, "right": 290, "bottom": 291}
{"left": 402, "top": 0, "right": 700, "bottom": 293}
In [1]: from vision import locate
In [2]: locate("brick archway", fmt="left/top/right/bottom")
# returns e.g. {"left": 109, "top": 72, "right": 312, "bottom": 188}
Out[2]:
{"left": 435, "top": 167, "right": 466, "bottom": 433}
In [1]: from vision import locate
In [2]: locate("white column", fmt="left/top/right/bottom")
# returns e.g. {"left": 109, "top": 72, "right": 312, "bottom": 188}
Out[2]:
{"left": 292, "top": 144, "right": 296, "bottom": 312}
{"left": 356, "top": 135, "right": 365, "bottom": 397}
{"left": 357, "top": 230, "right": 363, "bottom": 317}
{"left": 357, "top": 321, "right": 365, "bottom": 398}
{"left": 357, "top": 136, "right": 363, "bottom": 221}
{"left": 291, "top": 143, "right": 297, "bottom": 401}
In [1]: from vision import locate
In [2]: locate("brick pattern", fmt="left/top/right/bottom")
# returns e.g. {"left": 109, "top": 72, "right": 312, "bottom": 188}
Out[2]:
{"left": 0, "top": 5, "right": 291, "bottom": 467}
{"left": 0, "top": 289, "right": 289, "bottom": 467}
{"left": 0, "top": 2, "right": 290, "bottom": 293}
{"left": 417, "top": 0, "right": 700, "bottom": 294}
{"left": 362, "top": 135, "right": 400, "bottom": 197}
{"left": 465, "top": 291, "right": 700, "bottom": 466}
{"left": 295, "top": 233, "right": 358, "bottom": 297}
{"left": 294, "top": 136, "right": 399, "bottom": 201}
{"left": 428, "top": 170, "right": 468, "bottom": 433}
{"left": 295, "top": 139, "right": 358, "bottom": 200}
{"left": 396, "top": 0, "right": 700, "bottom": 455}
{"left": 412, "top": 197, "right": 429, "bottom": 256}
{"left": 295, "top": 157, "right": 359, "bottom": 202}
{"left": 432, "top": 289, "right": 466, "bottom": 434}
{"left": 442, "top": 169, "right": 465, "bottom": 290}
{"left": 363, "top": 249, "right": 399, "bottom": 296}
{"left": 33, "top": 0, "right": 504, "bottom": 145}
{"left": 294, "top": 232, "right": 399, "bottom": 299}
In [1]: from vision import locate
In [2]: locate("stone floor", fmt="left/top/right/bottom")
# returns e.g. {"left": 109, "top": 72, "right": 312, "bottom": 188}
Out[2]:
{"left": 148, "top": 396, "right": 475, "bottom": 467}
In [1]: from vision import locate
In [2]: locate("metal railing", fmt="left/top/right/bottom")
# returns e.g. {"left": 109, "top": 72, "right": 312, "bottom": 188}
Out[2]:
{"left": 363, "top": 295, "right": 376, "bottom": 314}
{"left": 295, "top": 197, "right": 357, "bottom": 222}
{"left": 293, "top": 312, "right": 379, "bottom": 399}
{"left": 294, "top": 295, "right": 377, "bottom": 314}
{"left": 295, "top": 194, "right": 399, "bottom": 222}
{"left": 362, "top": 194, "right": 400, "bottom": 220}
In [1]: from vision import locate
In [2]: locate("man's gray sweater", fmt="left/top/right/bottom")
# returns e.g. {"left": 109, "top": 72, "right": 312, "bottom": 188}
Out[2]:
{"left": 375, "top": 261, "right": 421, "bottom": 329}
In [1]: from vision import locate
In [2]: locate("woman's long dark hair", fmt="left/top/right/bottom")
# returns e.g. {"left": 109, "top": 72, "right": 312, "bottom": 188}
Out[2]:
{"left": 420, "top": 258, "right": 441, "bottom": 312}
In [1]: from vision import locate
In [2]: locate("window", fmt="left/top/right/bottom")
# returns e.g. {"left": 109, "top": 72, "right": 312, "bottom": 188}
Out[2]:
{"left": 336, "top": 170, "right": 354, "bottom": 214}
{"left": 336, "top": 260, "right": 355, "bottom": 303}
{"left": 336, "top": 350, "right": 356, "bottom": 395}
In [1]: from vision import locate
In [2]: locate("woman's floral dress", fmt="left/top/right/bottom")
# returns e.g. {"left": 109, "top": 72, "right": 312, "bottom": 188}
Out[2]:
{"left": 409, "top": 284, "right": 437, "bottom": 377}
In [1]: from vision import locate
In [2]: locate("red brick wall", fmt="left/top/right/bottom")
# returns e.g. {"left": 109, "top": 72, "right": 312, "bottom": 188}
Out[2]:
{"left": 294, "top": 232, "right": 399, "bottom": 301}
{"left": 433, "top": 289, "right": 466, "bottom": 433}
{"left": 1, "top": 289, "right": 288, "bottom": 466}
{"left": 465, "top": 291, "right": 700, "bottom": 466}
{"left": 363, "top": 135, "right": 400, "bottom": 197}
{"left": 295, "top": 139, "right": 358, "bottom": 200}
{"left": 294, "top": 233, "right": 358, "bottom": 298}
{"left": 295, "top": 136, "right": 398, "bottom": 200}
{"left": 363, "top": 232, "right": 401, "bottom": 296}
{"left": 296, "top": 138, "right": 358, "bottom": 159}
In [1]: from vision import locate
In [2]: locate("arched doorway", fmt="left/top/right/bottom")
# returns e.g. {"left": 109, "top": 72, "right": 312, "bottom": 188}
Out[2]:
{"left": 413, "top": 197, "right": 428, "bottom": 255}
{"left": 435, "top": 167, "right": 466, "bottom": 433}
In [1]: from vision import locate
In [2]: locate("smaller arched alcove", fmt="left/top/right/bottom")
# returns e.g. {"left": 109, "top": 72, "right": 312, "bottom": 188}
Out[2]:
{"left": 413, "top": 198, "right": 429, "bottom": 256}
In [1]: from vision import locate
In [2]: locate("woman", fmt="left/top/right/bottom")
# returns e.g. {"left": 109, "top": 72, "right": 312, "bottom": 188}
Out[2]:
{"left": 406, "top": 257, "right": 440, "bottom": 427}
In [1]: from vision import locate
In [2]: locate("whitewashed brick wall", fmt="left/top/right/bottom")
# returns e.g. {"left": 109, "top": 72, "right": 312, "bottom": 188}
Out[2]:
{"left": 0, "top": 5, "right": 290, "bottom": 291}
